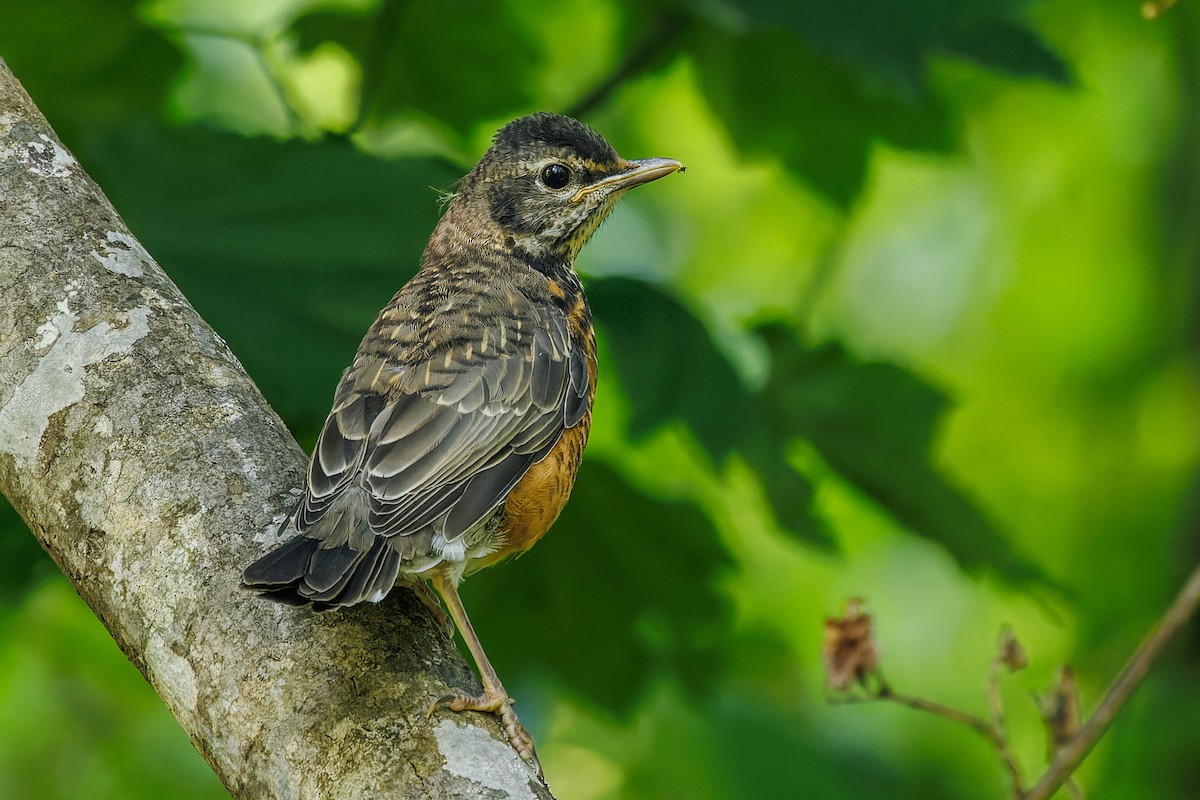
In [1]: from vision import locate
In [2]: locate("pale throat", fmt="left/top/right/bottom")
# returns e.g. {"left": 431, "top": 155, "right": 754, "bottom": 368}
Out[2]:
{"left": 514, "top": 194, "right": 621, "bottom": 264}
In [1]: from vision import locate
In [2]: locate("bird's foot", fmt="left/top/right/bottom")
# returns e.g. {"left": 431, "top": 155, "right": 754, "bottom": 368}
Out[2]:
{"left": 428, "top": 690, "right": 541, "bottom": 776}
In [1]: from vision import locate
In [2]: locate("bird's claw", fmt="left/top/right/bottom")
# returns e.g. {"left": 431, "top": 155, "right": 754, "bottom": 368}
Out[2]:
{"left": 427, "top": 691, "right": 541, "bottom": 777}
{"left": 427, "top": 690, "right": 507, "bottom": 715}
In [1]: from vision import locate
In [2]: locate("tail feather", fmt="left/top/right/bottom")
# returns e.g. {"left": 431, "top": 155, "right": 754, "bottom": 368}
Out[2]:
{"left": 305, "top": 541, "right": 366, "bottom": 594}
{"left": 241, "top": 535, "right": 321, "bottom": 588}
{"left": 241, "top": 529, "right": 402, "bottom": 610}
{"left": 343, "top": 545, "right": 403, "bottom": 604}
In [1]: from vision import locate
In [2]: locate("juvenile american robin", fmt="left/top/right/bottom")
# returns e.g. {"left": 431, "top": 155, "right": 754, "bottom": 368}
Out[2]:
{"left": 241, "top": 112, "right": 683, "bottom": 769}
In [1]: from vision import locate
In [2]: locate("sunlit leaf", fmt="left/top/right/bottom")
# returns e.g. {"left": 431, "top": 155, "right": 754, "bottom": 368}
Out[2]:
{"left": 756, "top": 322, "right": 1050, "bottom": 585}
{"left": 590, "top": 277, "right": 832, "bottom": 546}
{"left": 293, "top": 0, "right": 540, "bottom": 135}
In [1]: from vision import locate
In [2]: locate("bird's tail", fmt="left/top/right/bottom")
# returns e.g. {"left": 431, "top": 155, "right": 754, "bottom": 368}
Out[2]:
{"left": 240, "top": 507, "right": 403, "bottom": 610}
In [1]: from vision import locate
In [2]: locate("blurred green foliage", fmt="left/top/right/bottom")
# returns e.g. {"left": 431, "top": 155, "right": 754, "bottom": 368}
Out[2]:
{"left": 2, "top": 0, "right": 1199, "bottom": 798}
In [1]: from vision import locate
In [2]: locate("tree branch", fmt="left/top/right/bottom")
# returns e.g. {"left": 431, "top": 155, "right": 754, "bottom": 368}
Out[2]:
{"left": 833, "top": 685, "right": 1023, "bottom": 796}
{"left": 0, "top": 59, "right": 553, "bottom": 800}
{"left": 1023, "top": 560, "right": 1200, "bottom": 800}
{"left": 986, "top": 630, "right": 1026, "bottom": 797}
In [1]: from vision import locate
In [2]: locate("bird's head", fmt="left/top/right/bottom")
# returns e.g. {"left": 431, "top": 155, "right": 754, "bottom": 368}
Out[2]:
{"left": 456, "top": 113, "right": 683, "bottom": 264}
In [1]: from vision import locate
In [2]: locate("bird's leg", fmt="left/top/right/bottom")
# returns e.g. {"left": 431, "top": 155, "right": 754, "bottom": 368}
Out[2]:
{"left": 427, "top": 571, "right": 541, "bottom": 775}
{"left": 408, "top": 580, "right": 455, "bottom": 641}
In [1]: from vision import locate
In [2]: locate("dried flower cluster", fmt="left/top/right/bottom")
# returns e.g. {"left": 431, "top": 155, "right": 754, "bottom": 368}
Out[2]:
{"left": 1039, "top": 666, "right": 1082, "bottom": 754}
{"left": 822, "top": 598, "right": 880, "bottom": 691}
{"left": 997, "top": 626, "right": 1028, "bottom": 672}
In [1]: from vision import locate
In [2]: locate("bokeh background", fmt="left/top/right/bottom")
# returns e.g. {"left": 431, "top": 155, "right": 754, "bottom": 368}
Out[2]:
{"left": 2, "top": 0, "right": 1199, "bottom": 797}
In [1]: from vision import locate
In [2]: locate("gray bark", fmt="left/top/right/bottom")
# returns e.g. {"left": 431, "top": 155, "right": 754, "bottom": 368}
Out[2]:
{"left": 0, "top": 59, "right": 554, "bottom": 800}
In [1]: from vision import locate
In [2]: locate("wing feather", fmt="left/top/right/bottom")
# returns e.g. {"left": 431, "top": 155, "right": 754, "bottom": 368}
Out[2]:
{"left": 564, "top": 339, "right": 590, "bottom": 427}
{"left": 298, "top": 292, "right": 591, "bottom": 558}
{"left": 367, "top": 401, "right": 461, "bottom": 481}
{"left": 374, "top": 394, "right": 439, "bottom": 446}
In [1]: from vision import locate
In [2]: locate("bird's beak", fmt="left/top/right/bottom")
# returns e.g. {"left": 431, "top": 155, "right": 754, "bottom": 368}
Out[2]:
{"left": 572, "top": 157, "right": 685, "bottom": 202}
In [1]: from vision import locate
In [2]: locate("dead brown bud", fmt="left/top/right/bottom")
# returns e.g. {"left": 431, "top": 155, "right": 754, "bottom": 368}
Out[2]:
{"left": 997, "top": 626, "right": 1028, "bottom": 672}
{"left": 1039, "top": 666, "right": 1082, "bottom": 754}
{"left": 823, "top": 598, "right": 881, "bottom": 692}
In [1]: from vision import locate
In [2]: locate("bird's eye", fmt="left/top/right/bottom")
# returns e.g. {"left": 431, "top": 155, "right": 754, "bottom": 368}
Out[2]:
{"left": 540, "top": 163, "right": 571, "bottom": 190}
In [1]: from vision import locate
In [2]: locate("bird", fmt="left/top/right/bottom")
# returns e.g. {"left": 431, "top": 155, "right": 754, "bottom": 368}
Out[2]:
{"left": 240, "top": 112, "right": 683, "bottom": 771}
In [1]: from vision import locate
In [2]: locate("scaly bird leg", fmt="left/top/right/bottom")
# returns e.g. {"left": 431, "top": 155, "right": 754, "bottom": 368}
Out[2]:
{"left": 427, "top": 570, "right": 541, "bottom": 776}
{"left": 408, "top": 580, "right": 455, "bottom": 641}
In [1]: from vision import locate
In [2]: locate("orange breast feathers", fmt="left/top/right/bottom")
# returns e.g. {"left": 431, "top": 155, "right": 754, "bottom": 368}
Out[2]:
{"left": 495, "top": 417, "right": 591, "bottom": 556}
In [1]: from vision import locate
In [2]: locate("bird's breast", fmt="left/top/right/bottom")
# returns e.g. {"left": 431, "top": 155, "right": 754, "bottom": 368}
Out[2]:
{"left": 473, "top": 407, "right": 592, "bottom": 572}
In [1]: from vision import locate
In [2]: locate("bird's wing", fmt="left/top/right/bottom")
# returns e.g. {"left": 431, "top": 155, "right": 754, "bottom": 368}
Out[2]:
{"left": 298, "top": 299, "right": 591, "bottom": 552}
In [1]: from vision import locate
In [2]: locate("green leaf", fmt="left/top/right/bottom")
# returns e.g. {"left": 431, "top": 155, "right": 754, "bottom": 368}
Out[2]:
{"left": 0, "top": 580, "right": 229, "bottom": 799}
{"left": 0, "top": 498, "right": 51, "bottom": 606}
{"left": 81, "top": 124, "right": 458, "bottom": 436}
{"left": 684, "top": 0, "right": 1067, "bottom": 205}
{"left": 292, "top": 4, "right": 378, "bottom": 59}
{"left": 756, "top": 322, "right": 1050, "bottom": 586}
{"left": 463, "top": 461, "right": 732, "bottom": 712}
{"left": 0, "top": 0, "right": 181, "bottom": 142}
{"left": 590, "top": 277, "right": 832, "bottom": 546}
{"left": 589, "top": 277, "right": 756, "bottom": 459}
{"left": 729, "top": 0, "right": 1071, "bottom": 95}
{"left": 692, "top": 25, "right": 956, "bottom": 206}
{"left": 292, "top": 0, "right": 541, "bottom": 135}
{"left": 944, "top": 18, "right": 1072, "bottom": 84}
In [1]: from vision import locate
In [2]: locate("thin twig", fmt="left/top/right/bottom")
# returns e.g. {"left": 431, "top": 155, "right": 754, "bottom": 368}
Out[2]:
{"left": 831, "top": 657, "right": 1029, "bottom": 796}
{"left": 879, "top": 687, "right": 997, "bottom": 739}
{"left": 564, "top": 13, "right": 686, "bottom": 119}
{"left": 1022, "top": 561, "right": 1200, "bottom": 800}
{"left": 833, "top": 684, "right": 1003, "bottom": 748}
{"left": 986, "top": 639, "right": 1025, "bottom": 796}
{"left": 1064, "top": 777, "right": 1086, "bottom": 800}
{"left": 349, "top": 0, "right": 404, "bottom": 134}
